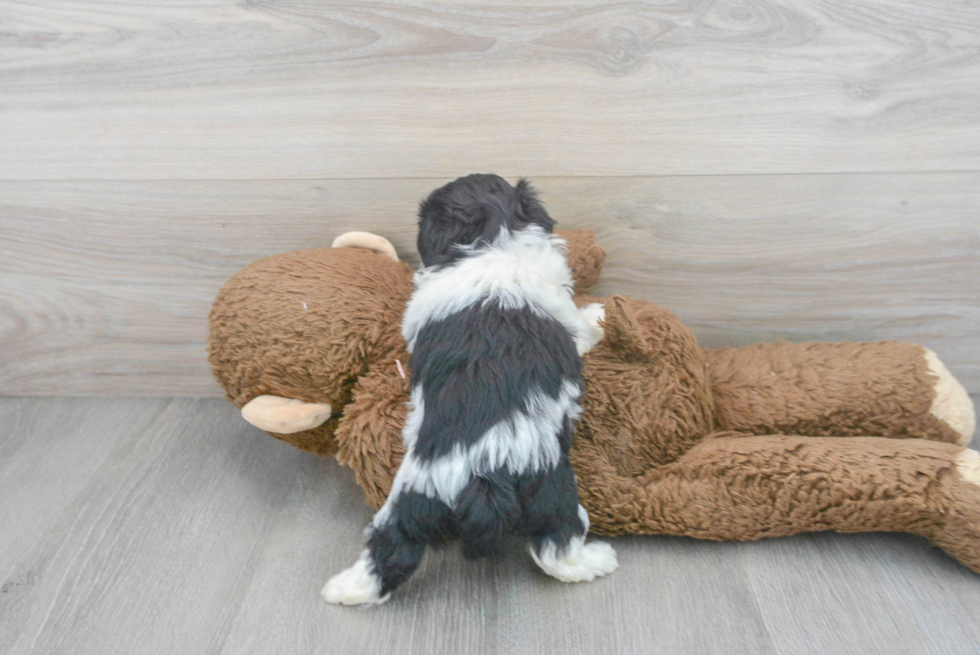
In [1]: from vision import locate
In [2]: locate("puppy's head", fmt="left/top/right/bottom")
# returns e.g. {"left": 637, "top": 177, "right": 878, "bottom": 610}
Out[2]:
{"left": 417, "top": 174, "right": 555, "bottom": 267}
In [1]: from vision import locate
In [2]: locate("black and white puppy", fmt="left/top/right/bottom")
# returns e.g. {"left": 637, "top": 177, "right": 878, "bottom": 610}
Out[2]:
{"left": 322, "top": 174, "right": 617, "bottom": 606}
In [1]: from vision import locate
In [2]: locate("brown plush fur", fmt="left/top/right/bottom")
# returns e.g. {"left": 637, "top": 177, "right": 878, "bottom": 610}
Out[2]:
{"left": 209, "top": 247, "right": 414, "bottom": 456}
{"left": 707, "top": 341, "right": 962, "bottom": 443}
{"left": 208, "top": 230, "right": 980, "bottom": 572}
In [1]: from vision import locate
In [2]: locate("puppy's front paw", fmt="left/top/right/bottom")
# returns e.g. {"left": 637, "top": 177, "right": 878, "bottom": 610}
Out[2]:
{"left": 576, "top": 303, "right": 605, "bottom": 355}
{"left": 321, "top": 553, "right": 388, "bottom": 606}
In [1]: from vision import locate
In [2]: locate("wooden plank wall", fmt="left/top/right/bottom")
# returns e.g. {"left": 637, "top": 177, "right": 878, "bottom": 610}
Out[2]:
{"left": 1, "top": 1, "right": 978, "bottom": 396}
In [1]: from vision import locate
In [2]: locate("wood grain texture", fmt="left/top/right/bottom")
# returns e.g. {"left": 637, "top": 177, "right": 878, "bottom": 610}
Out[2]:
{"left": 2, "top": 0, "right": 980, "bottom": 179}
{"left": 2, "top": 174, "right": 977, "bottom": 396}
{"left": 0, "top": 398, "right": 305, "bottom": 655}
{"left": 2, "top": 398, "right": 980, "bottom": 655}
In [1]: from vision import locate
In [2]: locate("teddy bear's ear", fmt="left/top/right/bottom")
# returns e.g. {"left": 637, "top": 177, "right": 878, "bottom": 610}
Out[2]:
{"left": 599, "top": 295, "right": 655, "bottom": 362}
{"left": 331, "top": 232, "right": 399, "bottom": 262}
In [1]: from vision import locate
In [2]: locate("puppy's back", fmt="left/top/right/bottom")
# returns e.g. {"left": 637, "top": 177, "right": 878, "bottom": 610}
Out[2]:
{"left": 410, "top": 300, "right": 582, "bottom": 461}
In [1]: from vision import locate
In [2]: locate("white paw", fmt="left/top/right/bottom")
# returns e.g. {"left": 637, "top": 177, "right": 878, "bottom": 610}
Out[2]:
{"left": 924, "top": 348, "right": 976, "bottom": 445}
{"left": 530, "top": 537, "right": 619, "bottom": 583}
{"left": 576, "top": 303, "right": 605, "bottom": 356}
{"left": 321, "top": 552, "right": 389, "bottom": 606}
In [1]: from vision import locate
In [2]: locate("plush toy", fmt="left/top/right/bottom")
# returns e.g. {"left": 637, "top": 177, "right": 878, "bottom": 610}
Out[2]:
{"left": 208, "top": 230, "right": 980, "bottom": 573}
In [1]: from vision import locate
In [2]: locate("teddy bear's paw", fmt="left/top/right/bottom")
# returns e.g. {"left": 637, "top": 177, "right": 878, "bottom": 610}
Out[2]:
{"left": 930, "top": 449, "right": 980, "bottom": 574}
{"left": 576, "top": 303, "right": 606, "bottom": 356}
{"left": 925, "top": 349, "right": 976, "bottom": 445}
{"left": 956, "top": 449, "right": 980, "bottom": 488}
{"left": 530, "top": 537, "right": 619, "bottom": 583}
{"left": 321, "top": 551, "right": 389, "bottom": 607}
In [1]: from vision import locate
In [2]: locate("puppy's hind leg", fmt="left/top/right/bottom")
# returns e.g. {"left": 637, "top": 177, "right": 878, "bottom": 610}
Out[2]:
{"left": 455, "top": 473, "right": 521, "bottom": 560}
{"left": 520, "top": 457, "right": 618, "bottom": 583}
{"left": 322, "top": 492, "right": 455, "bottom": 606}
{"left": 530, "top": 506, "right": 618, "bottom": 583}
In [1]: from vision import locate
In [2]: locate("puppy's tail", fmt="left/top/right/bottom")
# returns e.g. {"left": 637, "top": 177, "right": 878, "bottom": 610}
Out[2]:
{"left": 455, "top": 474, "right": 520, "bottom": 560}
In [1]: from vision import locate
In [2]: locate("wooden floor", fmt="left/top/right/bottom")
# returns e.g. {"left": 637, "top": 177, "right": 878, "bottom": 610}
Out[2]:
{"left": 2, "top": 0, "right": 979, "bottom": 397}
{"left": 2, "top": 397, "right": 979, "bottom": 655}
{"left": 3, "top": 2, "right": 980, "bottom": 652}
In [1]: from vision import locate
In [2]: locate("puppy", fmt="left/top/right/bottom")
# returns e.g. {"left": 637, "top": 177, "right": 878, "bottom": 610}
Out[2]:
{"left": 322, "top": 174, "right": 617, "bottom": 606}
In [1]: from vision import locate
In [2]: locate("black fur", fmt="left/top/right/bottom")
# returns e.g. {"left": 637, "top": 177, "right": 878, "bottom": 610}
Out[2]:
{"left": 361, "top": 175, "right": 588, "bottom": 597}
{"left": 369, "top": 459, "right": 587, "bottom": 593}
{"left": 513, "top": 455, "right": 584, "bottom": 553}
{"left": 368, "top": 491, "right": 457, "bottom": 596}
{"left": 410, "top": 302, "right": 582, "bottom": 460}
{"left": 417, "top": 174, "right": 556, "bottom": 268}
{"left": 455, "top": 473, "right": 521, "bottom": 560}
{"left": 454, "top": 456, "right": 585, "bottom": 561}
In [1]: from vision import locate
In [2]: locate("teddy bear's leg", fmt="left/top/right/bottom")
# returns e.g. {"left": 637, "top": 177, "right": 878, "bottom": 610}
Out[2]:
{"left": 609, "top": 434, "right": 980, "bottom": 573}
{"left": 705, "top": 341, "right": 975, "bottom": 445}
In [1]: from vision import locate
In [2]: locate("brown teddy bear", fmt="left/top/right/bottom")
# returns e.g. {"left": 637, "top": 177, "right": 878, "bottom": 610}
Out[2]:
{"left": 208, "top": 230, "right": 980, "bottom": 573}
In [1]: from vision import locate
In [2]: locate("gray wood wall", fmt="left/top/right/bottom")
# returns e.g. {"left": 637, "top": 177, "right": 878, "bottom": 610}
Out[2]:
{"left": 1, "top": 0, "right": 978, "bottom": 396}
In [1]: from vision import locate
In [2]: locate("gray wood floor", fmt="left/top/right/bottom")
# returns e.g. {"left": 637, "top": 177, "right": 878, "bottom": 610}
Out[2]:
{"left": 3, "top": 1, "right": 980, "bottom": 652}
{"left": 6, "top": 1, "right": 980, "bottom": 179}
{"left": 3, "top": 175, "right": 979, "bottom": 397}
{"left": 3, "top": 0, "right": 979, "bottom": 397}
{"left": 3, "top": 397, "right": 980, "bottom": 655}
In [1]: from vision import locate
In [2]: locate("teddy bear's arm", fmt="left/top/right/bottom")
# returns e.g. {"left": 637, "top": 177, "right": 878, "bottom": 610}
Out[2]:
{"left": 578, "top": 431, "right": 980, "bottom": 573}
{"left": 704, "top": 341, "right": 975, "bottom": 446}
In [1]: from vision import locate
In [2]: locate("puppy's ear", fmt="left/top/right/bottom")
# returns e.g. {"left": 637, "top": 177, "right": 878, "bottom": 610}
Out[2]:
{"left": 418, "top": 192, "right": 501, "bottom": 267}
{"left": 515, "top": 178, "right": 556, "bottom": 233}
{"left": 417, "top": 194, "right": 463, "bottom": 267}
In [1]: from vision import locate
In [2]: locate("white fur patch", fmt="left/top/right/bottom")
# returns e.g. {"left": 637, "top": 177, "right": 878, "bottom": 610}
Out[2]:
{"left": 924, "top": 348, "right": 976, "bottom": 446}
{"left": 955, "top": 449, "right": 980, "bottom": 487}
{"left": 576, "top": 303, "right": 605, "bottom": 356}
{"left": 321, "top": 550, "right": 389, "bottom": 606}
{"left": 400, "top": 386, "right": 425, "bottom": 450}
{"left": 374, "top": 380, "right": 582, "bottom": 527}
{"left": 577, "top": 504, "right": 591, "bottom": 534}
{"left": 401, "top": 226, "right": 601, "bottom": 353}
{"left": 530, "top": 536, "right": 619, "bottom": 583}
